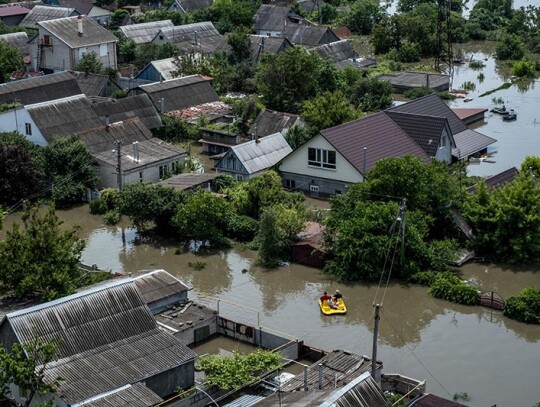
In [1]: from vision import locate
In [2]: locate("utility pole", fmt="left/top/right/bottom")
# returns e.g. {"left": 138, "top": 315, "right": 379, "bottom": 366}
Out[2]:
{"left": 371, "top": 303, "right": 381, "bottom": 382}
{"left": 116, "top": 141, "right": 122, "bottom": 190}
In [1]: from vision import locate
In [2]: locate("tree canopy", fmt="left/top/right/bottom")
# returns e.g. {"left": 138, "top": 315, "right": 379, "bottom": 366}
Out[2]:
{"left": 74, "top": 52, "right": 104, "bottom": 74}
{"left": 0, "top": 42, "right": 22, "bottom": 83}
{"left": 0, "top": 207, "right": 85, "bottom": 300}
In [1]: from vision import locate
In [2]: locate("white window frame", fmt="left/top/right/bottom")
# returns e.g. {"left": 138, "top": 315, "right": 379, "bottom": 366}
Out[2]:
{"left": 99, "top": 43, "right": 108, "bottom": 57}
{"left": 25, "top": 123, "right": 32, "bottom": 136}
{"left": 308, "top": 147, "right": 336, "bottom": 169}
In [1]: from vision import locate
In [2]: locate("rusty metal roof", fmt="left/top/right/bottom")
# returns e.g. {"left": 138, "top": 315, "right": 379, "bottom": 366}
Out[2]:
{"left": 133, "top": 269, "right": 189, "bottom": 305}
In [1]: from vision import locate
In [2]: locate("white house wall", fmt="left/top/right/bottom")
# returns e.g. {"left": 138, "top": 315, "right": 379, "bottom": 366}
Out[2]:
{"left": 434, "top": 125, "right": 453, "bottom": 163}
{"left": 34, "top": 27, "right": 117, "bottom": 71}
{"left": 87, "top": 6, "right": 113, "bottom": 25}
{"left": 0, "top": 108, "right": 47, "bottom": 146}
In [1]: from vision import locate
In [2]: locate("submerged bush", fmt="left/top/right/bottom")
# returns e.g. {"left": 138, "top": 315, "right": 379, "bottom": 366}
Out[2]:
{"left": 410, "top": 271, "right": 480, "bottom": 305}
{"left": 504, "top": 287, "right": 540, "bottom": 324}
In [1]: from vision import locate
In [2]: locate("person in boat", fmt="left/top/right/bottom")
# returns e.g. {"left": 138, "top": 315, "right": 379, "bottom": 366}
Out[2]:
{"left": 327, "top": 297, "right": 340, "bottom": 309}
{"left": 320, "top": 291, "right": 331, "bottom": 302}
{"left": 333, "top": 290, "right": 343, "bottom": 301}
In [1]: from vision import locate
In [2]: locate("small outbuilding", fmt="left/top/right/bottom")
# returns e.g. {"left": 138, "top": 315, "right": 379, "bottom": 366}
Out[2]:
{"left": 291, "top": 221, "right": 325, "bottom": 268}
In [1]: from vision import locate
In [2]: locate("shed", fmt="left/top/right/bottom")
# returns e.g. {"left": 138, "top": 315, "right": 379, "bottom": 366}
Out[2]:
{"left": 378, "top": 71, "right": 450, "bottom": 93}
{"left": 160, "top": 172, "right": 220, "bottom": 192}
{"left": 0, "top": 5, "right": 29, "bottom": 25}
{"left": 250, "top": 35, "right": 292, "bottom": 63}
{"left": 69, "top": 71, "right": 114, "bottom": 97}
{"left": 0, "top": 279, "right": 196, "bottom": 406}
{"left": 133, "top": 269, "right": 190, "bottom": 315}
{"left": 215, "top": 132, "right": 292, "bottom": 181}
{"left": 135, "top": 57, "right": 176, "bottom": 82}
{"left": 254, "top": 4, "right": 302, "bottom": 36}
{"left": 451, "top": 107, "right": 488, "bottom": 126}
{"left": 130, "top": 74, "right": 219, "bottom": 113}
{"left": 291, "top": 221, "right": 325, "bottom": 268}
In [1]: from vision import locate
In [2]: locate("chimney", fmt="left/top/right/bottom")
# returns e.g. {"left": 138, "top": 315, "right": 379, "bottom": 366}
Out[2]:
{"left": 77, "top": 15, "right": 83, "bottom": 37}
{"left": 133, "top": 141, "right": 139, "bottom": 162}
{"left": 105, "top": 115, "right": 110, "bottom": 128}
{"left": 160, "top": 98, "right": 165, "bottom": 113}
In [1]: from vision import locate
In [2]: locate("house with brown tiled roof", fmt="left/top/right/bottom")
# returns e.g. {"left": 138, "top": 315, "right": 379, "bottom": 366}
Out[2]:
{"left": 279, "top": 111, "right": 430, "bottom": 196}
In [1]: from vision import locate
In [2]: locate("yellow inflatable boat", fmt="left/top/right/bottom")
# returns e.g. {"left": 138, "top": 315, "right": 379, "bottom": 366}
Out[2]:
{"left": 319, "top": 298, "right": 347, "bottom": 315}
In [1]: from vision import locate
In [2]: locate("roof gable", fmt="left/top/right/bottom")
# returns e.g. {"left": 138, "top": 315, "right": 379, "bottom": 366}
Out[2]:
{"left": 283, "top": 25, "right": 339, "bottom": 46}
{"left": 249, "top": 108, "right": 301, "bottom": 138}
{"left": 90, "top": 94, "right": 162, "bottom": 130}
{"left": 320, "top": 112, "right": 431, "bottom": 175}
{"left": 386, "top": 111, "right": 449, "bottom": 157}
{"left": 254, "top": 4, "right": 299, "bottom": 31}
{"left": 312, "top": 39, "right": 354, "bottom": 63}
{"left": 69, "top": 70, "right": 110, "bottom": 96}
{"left": 218, "top": 132, "right": 292, "bottom": 174}
{"left": 38, "top": 15, "right": 117, "bottom": 48}
{"left": 387, "top": 93, "right": 467, "bottom": 134}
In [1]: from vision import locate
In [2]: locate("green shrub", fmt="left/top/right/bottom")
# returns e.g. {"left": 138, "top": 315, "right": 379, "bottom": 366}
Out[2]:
{"left": 409, "top": 271, "right": 437, "bottom": 286}
{"left": 103, "top": 210, "right": 120, "bottom": 225}
{"left": 404, "top": 86, "right": 435, "bottom": 100}
{"left": 429, "top": 277, "right": 480, "bottom": 305}
{"left": 469, "top": 60, "right": 485, "bottom": 69}
{"left": 188, "top": 261, "right": 206, "bottom": 270}
{"left": 89, "top": 198, "right": 107, "bottom": 215}
{"left": 504, "top": 287, "right": 540, "bottom": 324}
{"left": 100, "top": 188, "right": 120, "bottom": 210}
{"left": 226, "top": 214, "right": 259, "bottom": 242}
{"left": 512, "top": 59, "right": 536, "bottom": 78}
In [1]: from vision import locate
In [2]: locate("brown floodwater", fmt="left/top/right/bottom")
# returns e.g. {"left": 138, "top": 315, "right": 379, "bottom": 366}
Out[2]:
{"left": 3, "top": 205, "right": 536, "bottom": 407}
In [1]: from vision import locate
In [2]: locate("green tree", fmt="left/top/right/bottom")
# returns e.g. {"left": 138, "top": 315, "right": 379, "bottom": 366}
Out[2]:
{"left": 463, "top": 174, "right": 540, "bottom": 263}
{"left": 495, "top": 33, "right": 527, "bottom": 60}
{"left": 342, "top": 0, "right": 386, "bottom": 35}
{"left": 197, "top": 350, "right": 281, "bottom": 390}
{"left": 110, "top": 9, "right": 129, "bottom": 29}
{"left": 118, "top": 183, "right": 187, "bottom": 231}
{"left": 302, "top": 91, "right": 359, "bottom": 136}
{"left": 0, "top": 132, "right": 44, "bottom": 206}
{"left": 43, "top": 136, "right": 97, "bottom": 208}
{"left": 0, "top": 338, "right": 62, "bottom": 407}
{"left": 0, "top": 42, "right": 22, "bottom": 83}
{"left": 74, "top": 51, "right": 103, "bottom": 74}
{"left": 227, "top": 26, "right": 251, "bottom": 62}
{"left": 155, "top": 115, "right": 201, "bottom": 142}
{"left": 285, "top": 124, "right": 310, "bottom": 150}
{"left": 521, "top": 156, "right": 540, "bottom": 178}
{"left": 504, "top": 287, "right": 540, "bottom": 324}
{"left": 173, "top": 191, "right": 232, "bottom": 246}
{"left": 210, "top": 0, "right": 259, "bottom": 32}
{"left": 0, "top": 207, "right": 85, "bottom": 300}
{"left": 255, "top": 47, "right": 336, "bottom": 113}
{"left": 350, "top": 77, "right": 393, "bottom": 112}
{"left": 172, "top": 48, "right": 210, "bottom": 77}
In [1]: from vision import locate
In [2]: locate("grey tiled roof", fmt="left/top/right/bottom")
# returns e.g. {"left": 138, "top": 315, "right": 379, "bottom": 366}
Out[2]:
{"left": 38, "top": 16, "right": 117, "bottom": 48}
{"left": 388, "top": 94, "right": 467, "bottom": 134}
{"left": 26, "top": 94, "right": 103, "bottom": 143}
{"left": 90, "top": 94, "right": 162, "bottom": 130}
{"left": 119, "top": 19, "right": 173, "bottom": 44}
{"left": 254, "top": 4, "right": 299, "bottom": 32}
{"left": 248, "top": 109, "right": 301, "bottom": 139}
{"left": 134, "top": 75, "right": 219, "bottom": 113}
{"left": 75, "top": 117, "right": 152, "bottom": 154}
{"left": 0, "top": 31, "right": 30, "bottom": 55}
{"left": 93, "top": 137, "right": 186, "bottom": 170}
{"left": 386, "top": 111, "right": 449, "bottom": 157}
{"left": 69, "top": 71, "right": 110, "bottom": 97}
{"left": 77, "top": 383, "right": 163, "bottom": 407}
{"left": 452, "top": 128, "right": 496, "bottom": 159}
{"left": 320, "top": 112, "right": 431, "bottom": 175}
{"left": 283, "top": 25, "right": 339, "bottom": 46}
{"left": 312, "top": 39, "right": 354, "bottom": 63}
{"left": 160, "top": 172, "right": 220, "bottom": 190}
{"left": 20, "top": 5, "right": 76, "bottom": 29}
{"left": 0, "top": 71, "right": 81, "bottom": 105}
{"left": 249, "top": 35, "right": 292, "bottom": 60}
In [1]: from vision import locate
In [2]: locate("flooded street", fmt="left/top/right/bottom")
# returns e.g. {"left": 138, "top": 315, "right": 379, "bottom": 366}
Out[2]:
{"left": 14, "top": 205, "right": 535, "bottom": 407}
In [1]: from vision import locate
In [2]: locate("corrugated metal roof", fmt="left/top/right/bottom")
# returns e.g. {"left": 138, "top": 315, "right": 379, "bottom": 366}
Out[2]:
{"left": 138, "top": 57, "right": 176, "bottom": 80}
{"left": 3, "top": 279, "right": 196, "bottom": 405}
{"left": 386, "top": 111, "right": 449, "bottom": 157}
{"left": 90, "top": 94, "right": 163, "bottom": 130}
{"left": 135, "top": 75, "right": 219, "bottom": 113}
{"left": 26, "top": 94, "right": 103, "bottom": 143}
{"left": 222, "top": 394, "right": 266, "bottom": 407}
{"left": 75, "top": 383, "right": 163, "bottom": 407}
{"left": 75, "top": 117, "right": 152, "bottom": 154}
{"left": 451, "top": 107, "right": 488, "bottom": 121}
{"left": 133, "top": 269, "right": 189, "bottom": 305}
{"left": 38, "top": 16, "right": 117, "bottom": 48}
{"left": 320, "top": 112, "right": 431, "bottom": 175}
{"left": 249, "top": 35, "right": 292, "bottom": 60}
{"left": 93, "top": 137, "right": 186, "bottom": 170}
{"left": 170, "top": 0, "right": 212, "bottom": 12}
{"left": 119, "top": 19, "right": 173, "bottom": 44}
{"left": 0, "top": 71, "right": 82, "bottom": 105}
{"left": 254, "top": 4, "right": 298, "bottom": 32}
{"left": 160, "top": 172, "right": 220, "bottom": 190}
{"left": 154, "top": 21, "right": 220, "bottom": 43}
{"left": 218, "top": 132, "right": 292, "bottom": 175}
{"left": 248, "top": 109, "right": 301, "bottom": 139}
{"left": 20, "top": 5, "right": 76, "bottom": 29}
{"left": 319, "top": 371, "right": 390, "bottom": 407}
{"left": 452, "top": 128, "right": 496, "bottom": 159}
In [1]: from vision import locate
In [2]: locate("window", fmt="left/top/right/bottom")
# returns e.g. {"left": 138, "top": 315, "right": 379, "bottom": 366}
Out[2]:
{"left": 42, "top": 35, "right": 51, "bottom": 45}
{"left": 284, "top": 179, "right": 296, "bottom": 189}
{"left": 236, "top": 174, "right": 244, "bottom": 181}
{"left": 25, "top": 123, "right": 32, "bottom": 136}
{"left": 78, "top": 47, "right": 87, "bottom": 59}
{"left": 159, "top": 35, "right": 164, "bottom": 40}
{"left": 308, "top": 147, "right": 336, "bottom": 169}
{"left": 139, "top": 171, "right": 143, "bottom": 183}
{"left": 159, "top": 164, "right": 168, "bottom": 180}
{"left": 309, "top": 185, "right": 319, "bottom": 192}
{"left": 99, "top": 43, "right": 108, "bottom": 56}
{"left": 439, "top": 134, "right": 447, "bottom": 148}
